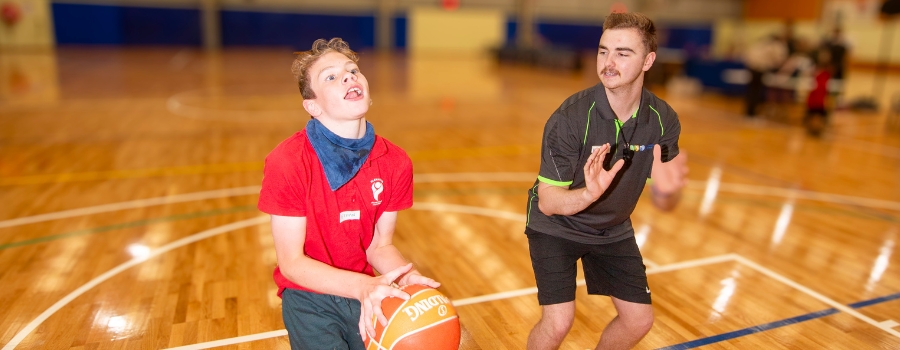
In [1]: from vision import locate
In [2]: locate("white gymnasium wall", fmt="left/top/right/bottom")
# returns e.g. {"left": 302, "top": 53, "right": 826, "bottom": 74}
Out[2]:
{"left": 408, "top": 7, "right": 505, "bottom": 53}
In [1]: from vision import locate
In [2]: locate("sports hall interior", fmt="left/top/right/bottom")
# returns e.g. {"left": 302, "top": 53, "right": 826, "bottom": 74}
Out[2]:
{"left": 1, "top": 0, "right": 899, "bottom": 349}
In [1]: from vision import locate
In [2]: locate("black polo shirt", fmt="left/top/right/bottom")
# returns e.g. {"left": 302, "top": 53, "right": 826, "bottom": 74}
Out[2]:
{"left": 526, "top": 82, "right": 681, "bottom": 244}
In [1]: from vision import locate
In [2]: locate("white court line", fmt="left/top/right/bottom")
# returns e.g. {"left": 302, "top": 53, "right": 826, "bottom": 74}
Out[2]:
{"left": 687, "top": 180, "right": 900, "bottom": 212}
{"left": 1, "top": 216, "right": 269, "bottom": 350}
{"left": 166, "top": 89, "right": 298, "bottom": 121}
{"left": 3, "top": 173, "right": 898, "bottom": 230}
{"left": 452, "top": 254, "right": 736, "bottom": 307}
{"left": 160, "top": 253, "right": 900, "bottom": 349}
{"left": 452, "top": 287, "right": 540, "bottom": 307}
{"left": 161, "top": 254, "right": 738, "bottom": 349}
{"left": 733, "top": 255, "right": 900, "bottom": 339}
{"left": 413, "top": 202, "right": 661, "bottom": 266}
{"left": 164, "top": 330, "right": 288, "bottom": 350}
{"left": 645, "top": 254, "right": 737, "bottom": 275}
{"left": 5, "top": 173, "right": 900, "bottom": 348}
{"left": 0, "top": 173, "right": 533, "bottom": 230}
{"left": 0, "top": 186, "right": 262, "bottom": 229}
{"left": 6, "top": 202, "right": 524, "bottom": 350}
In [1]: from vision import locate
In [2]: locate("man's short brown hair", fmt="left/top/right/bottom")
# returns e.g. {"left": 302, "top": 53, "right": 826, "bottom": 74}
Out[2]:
{"left": 602, "top": 12, "right": 657, "bottom": 54}
{"left": 291, "top": 38, "right": 359, "bottom": 99}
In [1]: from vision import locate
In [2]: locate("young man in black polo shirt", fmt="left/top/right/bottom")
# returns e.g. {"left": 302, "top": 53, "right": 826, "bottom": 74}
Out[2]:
{"left": 525, "top": 12, "right": 688, "bottom": 350}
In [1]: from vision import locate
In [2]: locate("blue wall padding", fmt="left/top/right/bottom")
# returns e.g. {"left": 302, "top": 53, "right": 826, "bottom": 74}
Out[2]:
{"left": 53, "top": 3, "right": 201, "bottom": 45}
{"left": 220, "top": 10, "right": 375, "bottom": 50}
{"left": 51, "top": 2, "right": 712, "bottom": 53}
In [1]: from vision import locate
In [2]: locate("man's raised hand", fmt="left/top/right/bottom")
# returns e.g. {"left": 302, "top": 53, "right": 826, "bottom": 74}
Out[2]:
{"left": 582, "top": 143, "right": 624, "bottom": 201}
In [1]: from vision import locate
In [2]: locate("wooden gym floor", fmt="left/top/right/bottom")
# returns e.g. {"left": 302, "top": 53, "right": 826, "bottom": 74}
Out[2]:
{"left": 0, "top": 47, "right": 898, "bottom": 349}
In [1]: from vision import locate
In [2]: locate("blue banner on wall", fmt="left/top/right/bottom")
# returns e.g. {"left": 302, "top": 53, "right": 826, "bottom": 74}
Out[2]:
{"left": 53, "top": 3, "right": 201, "bottom": 45}
{"left": 220, "top": 11, "right": 375, "bottom": 50}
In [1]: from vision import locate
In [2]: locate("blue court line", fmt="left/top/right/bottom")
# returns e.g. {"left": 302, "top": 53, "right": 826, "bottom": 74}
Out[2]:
{"left": 848, "top": 292, "right": 900, "bottom": 309}
{"left": 657, "top": 292, "right": 900, "bottom": 350}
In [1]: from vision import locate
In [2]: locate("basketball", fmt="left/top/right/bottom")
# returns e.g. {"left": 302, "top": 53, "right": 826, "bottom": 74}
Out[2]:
{"left": 366, "top": 284, "right": 461, "bottom": 350}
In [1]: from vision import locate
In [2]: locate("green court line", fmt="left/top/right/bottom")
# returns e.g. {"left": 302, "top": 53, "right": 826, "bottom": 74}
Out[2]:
{"left": 414, "top": 187, "right": 527, "bottom": 197}
{"left": 0, "top": 205, "right": 259, "bottom": 250}
{"left": 0, "top": 146, "right": 542, "bottom": 186}
{"left": 3, "top": 187, "right": 895, "bottom": 251}
{"left": 0, "top": 163, "right": 265, "bottom": 187}
{"left": 414, "top": 187, "right": 898, "bottom": 223}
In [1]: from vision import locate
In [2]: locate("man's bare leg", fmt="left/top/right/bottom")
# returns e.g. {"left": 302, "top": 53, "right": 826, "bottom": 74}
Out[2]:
{"left": 595, "top": 297, "right": 654, "bottom": 350}
{"left": 527, "top": 301, "right": 576, "bottom": 350}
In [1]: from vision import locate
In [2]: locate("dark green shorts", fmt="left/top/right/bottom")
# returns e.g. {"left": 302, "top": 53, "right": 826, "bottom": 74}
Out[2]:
{"left": 281, "top": 288, "right": 366, "bottom": 350}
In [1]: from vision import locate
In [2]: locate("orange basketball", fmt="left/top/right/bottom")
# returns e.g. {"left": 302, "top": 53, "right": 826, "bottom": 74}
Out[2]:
{"left": 366, "top": 284, "right": 460, "bottom": 350}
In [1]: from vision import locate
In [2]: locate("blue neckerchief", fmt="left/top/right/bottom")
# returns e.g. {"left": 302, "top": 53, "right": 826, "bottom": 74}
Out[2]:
{"left": 305, "top": 118, "right": 375, "bottom": 191}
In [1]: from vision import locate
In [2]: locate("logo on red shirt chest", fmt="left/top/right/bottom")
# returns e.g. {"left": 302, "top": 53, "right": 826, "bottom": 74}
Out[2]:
{"left": 371, "top": 178, "right": 384, "bottom": 205}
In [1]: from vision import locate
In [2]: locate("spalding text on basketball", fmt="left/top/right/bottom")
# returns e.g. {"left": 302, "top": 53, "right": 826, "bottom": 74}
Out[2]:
{"left": 402, "top": 295, "right": 451, "bottom": 322}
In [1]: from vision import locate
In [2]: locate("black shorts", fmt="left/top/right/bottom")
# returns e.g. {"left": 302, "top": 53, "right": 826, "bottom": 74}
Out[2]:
{"left": 805, "top": 107, "right": 828, "bottom": 119}
{"left": 526, "top": 227, "right": 651, "bottom": 305}
{"left": 281, "top": 288, "right": 366, "bottom": 350}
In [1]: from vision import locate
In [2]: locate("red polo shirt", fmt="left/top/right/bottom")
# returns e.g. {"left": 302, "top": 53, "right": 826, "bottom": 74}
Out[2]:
{"left": 257, "top": 130, "right": 414, "bottom": 296}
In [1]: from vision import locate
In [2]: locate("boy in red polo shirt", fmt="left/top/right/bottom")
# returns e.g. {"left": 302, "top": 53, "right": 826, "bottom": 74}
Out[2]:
{"left": 258, "top": 38, "right": 439, "bottom": 349}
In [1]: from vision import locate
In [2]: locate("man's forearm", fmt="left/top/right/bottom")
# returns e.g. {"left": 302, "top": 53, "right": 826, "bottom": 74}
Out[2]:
{"left": 537, "top": 184, "right": 597, "bottom": 216}
{"left": 650, "top": 186, "right": 681, "bottom": 211}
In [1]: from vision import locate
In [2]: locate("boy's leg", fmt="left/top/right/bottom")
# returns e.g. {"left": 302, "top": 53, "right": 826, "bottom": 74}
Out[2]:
{"left": 282, "top": 288, "right": 366, "bottom": 350}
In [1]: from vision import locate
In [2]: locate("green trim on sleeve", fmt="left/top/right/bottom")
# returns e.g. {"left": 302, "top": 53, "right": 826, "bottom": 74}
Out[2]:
{"left": 583, "top": 101, "right": 595, "bottom": 146}
{"left": 527, "top": 183, "right": 538, "bottom": 225}
{"left": 648, "top": 104, "right": 663, "bottom": 136}
{"left": 537, "top": 175, "right": 573, "bottom": 187}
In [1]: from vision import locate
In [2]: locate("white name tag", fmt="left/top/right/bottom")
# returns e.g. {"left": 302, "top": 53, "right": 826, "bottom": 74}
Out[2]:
{"left": 339, "top": 210, "right": 360, "bottom": 222}
{"left": 591, "top": 145, "right": 608, "bottom": 153}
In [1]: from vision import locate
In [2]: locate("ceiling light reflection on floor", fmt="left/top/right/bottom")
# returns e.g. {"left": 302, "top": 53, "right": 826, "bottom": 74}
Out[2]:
{"left": 127, "top": 244, "right": 151, "bottom": 259}
{"left": 866, "top": 228, "right": 896, "bottom": 292}
{"left": 709, "top": 269, "right": 740, "bottom": 322}
{"left": 699, "top": 166, "right": 722, "bottom": 218}
{"left": 770, "top": 201, "right": 795, "bottom": 248}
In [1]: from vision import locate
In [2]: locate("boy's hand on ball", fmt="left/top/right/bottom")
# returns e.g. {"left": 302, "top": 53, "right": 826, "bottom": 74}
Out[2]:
{"left": 399, "top": 270, "right": 441, "bottom": 289}
{"left": 358, "top": 263, "right": 414, "bottom": 340}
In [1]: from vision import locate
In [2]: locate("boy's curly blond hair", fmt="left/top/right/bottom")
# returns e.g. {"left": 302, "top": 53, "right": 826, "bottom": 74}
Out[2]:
{"left": 291, "top": 38, "right": 359, "bottom": 99}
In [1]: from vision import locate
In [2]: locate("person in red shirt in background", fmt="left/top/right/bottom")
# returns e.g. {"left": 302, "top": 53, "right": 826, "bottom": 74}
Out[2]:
{"left": 258, "top": 38, "right": 439, "bottom": 349}
{"left": 804, "top": 60, "right": 832, "bottom": 137}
